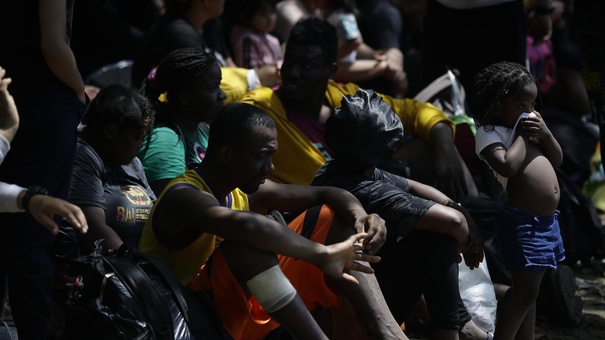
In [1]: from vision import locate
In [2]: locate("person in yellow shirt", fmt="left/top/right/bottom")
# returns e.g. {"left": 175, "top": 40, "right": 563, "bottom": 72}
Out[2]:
{"left": 239, "top": 17, "right": 477, "bottom": 199}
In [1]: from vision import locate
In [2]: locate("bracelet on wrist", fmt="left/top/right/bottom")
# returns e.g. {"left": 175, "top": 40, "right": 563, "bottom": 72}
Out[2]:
{"left": 22, "top": 185, "right": 48, "bottom": 212}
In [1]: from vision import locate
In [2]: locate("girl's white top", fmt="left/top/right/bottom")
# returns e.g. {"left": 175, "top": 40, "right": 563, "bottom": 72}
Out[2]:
{"left": 475, "top": 112, "right": 536, "bottom": 188}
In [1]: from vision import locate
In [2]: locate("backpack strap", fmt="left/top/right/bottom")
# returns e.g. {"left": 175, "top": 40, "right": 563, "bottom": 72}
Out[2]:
{"left": 103, "top": 255, "right": 174, "bottom": 340}
{"left": 131, "top": 253, "right": 192, "bottom": 323}
{"left": 131, "top": 252, "right": 230, "bottom": 340}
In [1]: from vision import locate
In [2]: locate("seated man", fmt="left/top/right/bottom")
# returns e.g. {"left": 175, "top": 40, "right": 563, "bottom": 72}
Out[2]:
{"left": 312, "top": 88, "right": 491, "bottom": 340}
{"left": 238, "top": 17, "right": 477, "bottom": 199}
{"left": 138, "top": 102, "right": 406, "bottom": 339}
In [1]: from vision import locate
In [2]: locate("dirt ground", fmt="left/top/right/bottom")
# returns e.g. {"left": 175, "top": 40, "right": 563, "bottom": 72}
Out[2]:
{"left": 534, "top": 257, "right": 605, "bottom": 340}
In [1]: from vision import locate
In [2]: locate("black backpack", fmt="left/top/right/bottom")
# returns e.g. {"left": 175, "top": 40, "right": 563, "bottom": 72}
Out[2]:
{"left": 52, "top": 237, "right": 232, "bottom": 340}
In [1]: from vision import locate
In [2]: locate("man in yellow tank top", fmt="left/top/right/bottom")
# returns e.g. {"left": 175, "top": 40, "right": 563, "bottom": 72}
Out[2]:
{"left": 139, "top": 102, "right": 407, "bottom": 339}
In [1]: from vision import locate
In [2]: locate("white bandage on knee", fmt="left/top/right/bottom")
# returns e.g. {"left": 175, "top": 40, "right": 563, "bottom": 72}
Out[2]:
{"left": 246, "top": 265, "right": 297, "bottom": 314}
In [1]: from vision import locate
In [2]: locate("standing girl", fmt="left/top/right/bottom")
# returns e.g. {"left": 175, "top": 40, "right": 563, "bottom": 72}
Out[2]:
{"left": 472, "top": 61, "right": 565, "bottom": 340}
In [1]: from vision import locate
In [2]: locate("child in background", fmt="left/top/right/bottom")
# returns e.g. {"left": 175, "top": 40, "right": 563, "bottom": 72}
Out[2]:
{"left": 315, "top": 0, "right": 361, "bottom": 63}
{"left": 472, "top": 61, "right": 565, "bottom": 340}
{"left": 230, "top": 0, "right": 283, "bottom": 72}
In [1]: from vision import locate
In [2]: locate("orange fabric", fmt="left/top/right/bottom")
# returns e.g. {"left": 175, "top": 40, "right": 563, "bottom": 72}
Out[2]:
{"left": 189, "top": 205, "right": 338, "bottom": 340}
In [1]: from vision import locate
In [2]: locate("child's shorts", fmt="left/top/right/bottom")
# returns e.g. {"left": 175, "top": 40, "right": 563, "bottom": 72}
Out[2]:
{"left": 495, "top": 204, "right": 566, "bottom": 272}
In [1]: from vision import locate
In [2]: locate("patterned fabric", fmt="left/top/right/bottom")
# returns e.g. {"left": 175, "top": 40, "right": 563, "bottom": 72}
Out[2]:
{"left": 312, "top": 160, "right": 435, "bottom": 241}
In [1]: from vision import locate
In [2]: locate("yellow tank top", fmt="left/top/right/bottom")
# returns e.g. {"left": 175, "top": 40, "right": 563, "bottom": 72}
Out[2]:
{"left": 139, "top": 168, "right": 249, "bottom": 286}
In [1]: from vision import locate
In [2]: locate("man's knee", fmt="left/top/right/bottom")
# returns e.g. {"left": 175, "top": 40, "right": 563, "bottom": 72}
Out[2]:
{"left": 246, "top": 265, "right": 297, "bottom": 313}
{"left": 219, "top": 242, "right": 280, "bottom": 283}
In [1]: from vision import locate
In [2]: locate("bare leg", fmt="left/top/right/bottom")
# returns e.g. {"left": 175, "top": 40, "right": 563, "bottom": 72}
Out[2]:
{"left": 325, "top": 214, "right": 408, "bottom": 340}
{"left": 493, "top": 283, "right": 511, "bottom": 301}
{"left": 460, "top": 319, "right": 492, "bottom": 340}
{"left": 494, "top": 270, "right": 544, "bottom": 340}
{"left": 221, "top": 241, "right": 328, "bottom": 339}
{"left": 514, "top": 301, "right": 536, "bottom": 340}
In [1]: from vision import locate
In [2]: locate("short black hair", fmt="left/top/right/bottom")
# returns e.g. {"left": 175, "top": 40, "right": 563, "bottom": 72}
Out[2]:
{"left": 206, "top": 102, "right": 275, "bottom": 154}
{"left": 287, "top": 17, "right": 338, "bottom": 66}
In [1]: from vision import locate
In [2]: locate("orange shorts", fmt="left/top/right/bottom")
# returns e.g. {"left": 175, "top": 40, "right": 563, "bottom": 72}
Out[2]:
{"left": 189, "top": 205, "right": 339, "bottom": 340}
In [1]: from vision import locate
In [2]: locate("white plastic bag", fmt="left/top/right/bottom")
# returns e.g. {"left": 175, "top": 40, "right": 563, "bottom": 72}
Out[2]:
{"left": 459, "top": 253, "right": 497, "bottom": 332}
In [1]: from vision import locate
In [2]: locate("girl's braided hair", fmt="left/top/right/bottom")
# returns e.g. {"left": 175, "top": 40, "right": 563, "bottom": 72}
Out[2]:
{"left": 83, "top": 84, "right": 155, "bottom": 136}
{"left": 139, "top": 47, "right": 216, "bottom": 158}
{"left": 470, "top": 61, "right": 537, "bottom": 127}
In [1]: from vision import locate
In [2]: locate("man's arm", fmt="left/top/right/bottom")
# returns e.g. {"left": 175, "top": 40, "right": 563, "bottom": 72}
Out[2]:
{"left": 158, "top": 186, "right": 379, "bottom": 276}
{"left": 429, "top": 122, "right": 478, "bottom": 198}
{"left": 39, "top": 0, "right": 86, "bottom": 104}
{"left": 0, "top": 67, "right": 18, "bottom": 145}
{"left": 77, "top": 206, "right": 124, "bottom": 253}
{"left": 251, "top": 180, "right": 388, "bottom": 254}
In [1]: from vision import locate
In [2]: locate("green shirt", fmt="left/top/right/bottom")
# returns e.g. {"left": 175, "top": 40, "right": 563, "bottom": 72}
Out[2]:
{"left": 138, "top": 123, "right": 209, "bottom": 182}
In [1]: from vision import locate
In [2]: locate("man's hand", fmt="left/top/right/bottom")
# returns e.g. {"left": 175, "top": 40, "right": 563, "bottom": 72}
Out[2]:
{"left": 0, "top": 66, "right": 19, "bottom": 143}
{"left": 320, "top": 232, "right": 381, "bottom": 284}
{"left": 458, "top": 214, "right": 484, "bottom": 270}
{"left": 28, "top": 195, "right": 88, "bottom": 235}
{"left": 354, "top": 213, "right": 387, "bottom": 255}
{"left": 256, "top": 63, "right": 281, "bottom": 87}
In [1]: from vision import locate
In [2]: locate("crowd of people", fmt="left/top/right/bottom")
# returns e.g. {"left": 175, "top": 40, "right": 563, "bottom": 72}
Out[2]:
{"left": 1, "top": 0, "right": 603, "bottom": 339}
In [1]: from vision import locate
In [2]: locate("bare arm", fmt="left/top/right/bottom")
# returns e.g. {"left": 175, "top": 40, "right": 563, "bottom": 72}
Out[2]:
{"left": 408, "top": 178, "right": 484, "bottom": 269}
{"left": 480, "top": 133, "right": 528, "bottom": 178}
{"left": 17, "top": 191, "right": 88, "bottom": 235}
{"left": 430, "top": 122, "right": 477, "bottom": 198}
{"left": 77, "top": 206, "right": 123, "bottom": 253}
{"left": 333, "top": 59, "right": 388, "bottom": 83}
{"left": 39, "top": 0, "right": 86, "bottom": 103}
{"left": 337, "top": 37, "right": 362, "bottom": 60}
{"left": 521, "top": 111, "right": 563, "bottom": 167}
{"left": 407, "top": 178, "right": 451, "bottom": 203}
{"left": 0, "top": 67, "right": 18, "bottom": 143}
{"left": 251, "top": 180, "right": 387, "bottom": 253}
{"left": 157, "top": 186, "right": 378, "bottom": 278}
